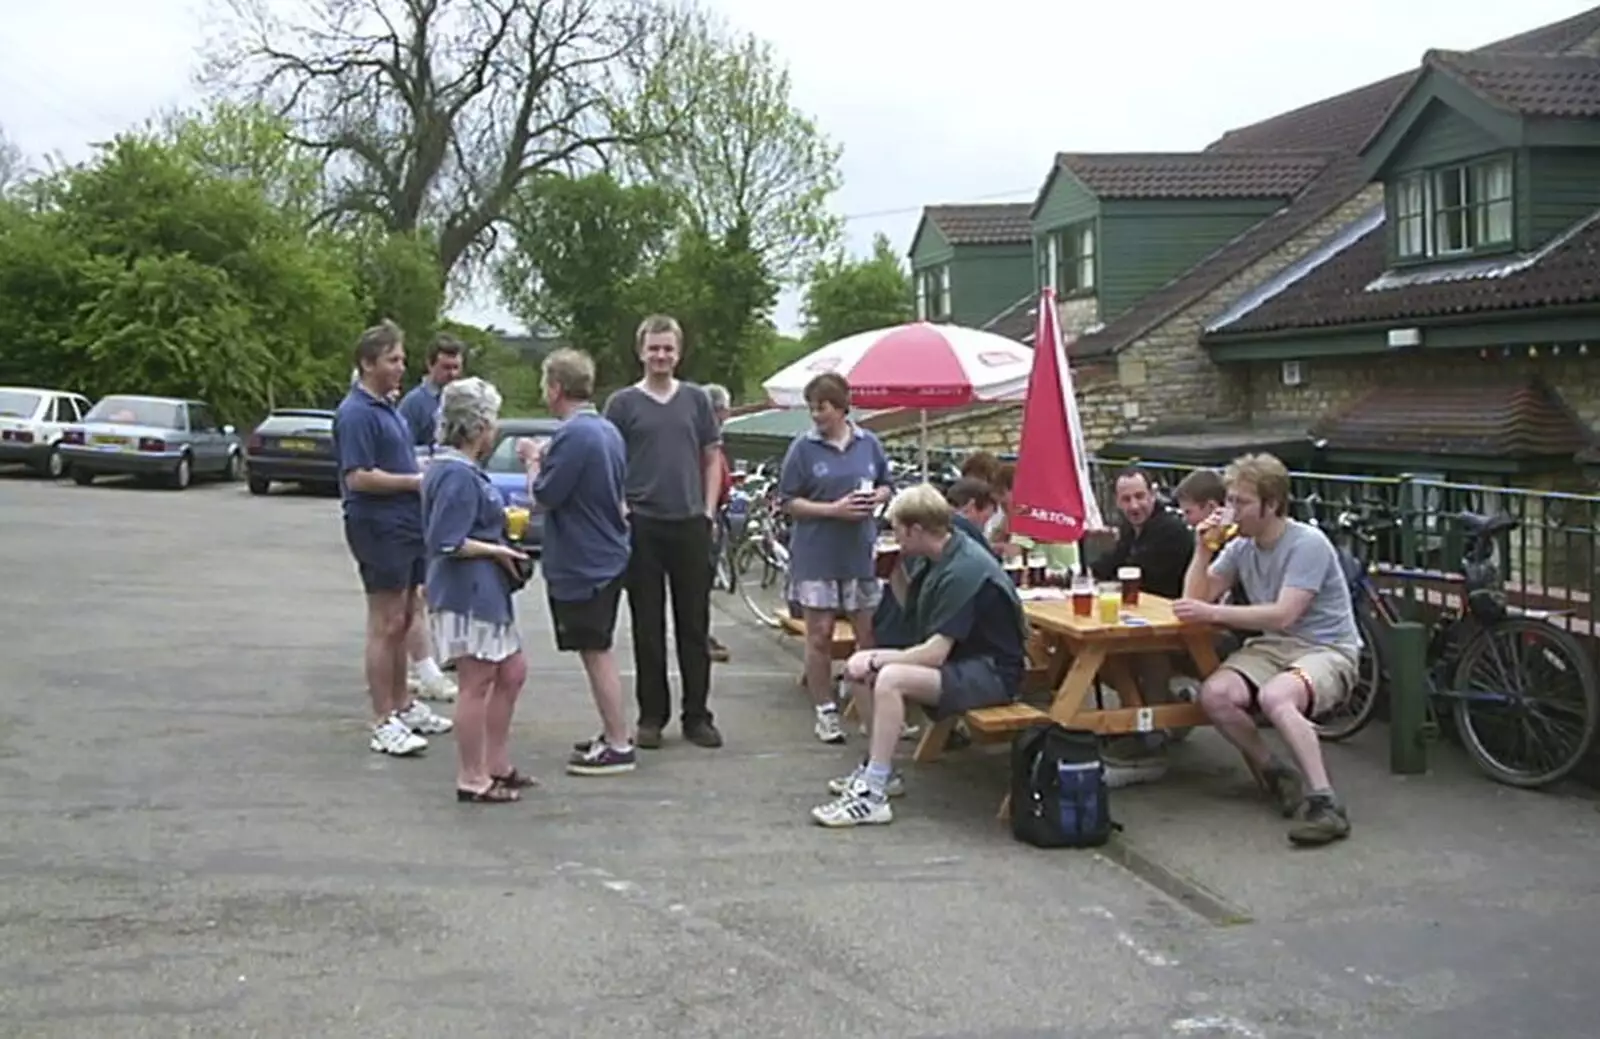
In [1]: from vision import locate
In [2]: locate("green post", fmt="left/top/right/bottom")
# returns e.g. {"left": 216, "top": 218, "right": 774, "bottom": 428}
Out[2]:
{"left": 1386, "top": 621, "right": 1429, "bottom": 775}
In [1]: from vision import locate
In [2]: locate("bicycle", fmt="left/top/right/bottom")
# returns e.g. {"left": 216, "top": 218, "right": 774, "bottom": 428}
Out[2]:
{"left": 1319, "top": 502, "right": 1599, "bottom": 788}
{"left": 727, "top": 474, "right": 791, "bottom": 628}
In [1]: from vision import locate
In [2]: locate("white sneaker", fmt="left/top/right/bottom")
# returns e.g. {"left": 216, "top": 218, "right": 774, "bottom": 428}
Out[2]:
{"left": 397, "top": 700, "right": 454, "bottom": 735}
{"left": 827, "top": 766, "right": 905, "bottom": 798}
{"left": 370, "top": 717, "right": 427, "bottom": 756}
{"left": 814, "top": 707, "right": 846, "bottom": 744}
{"left": 811, "top": 779, "right": 893, "bottom": 827}
{"left": 412, "top": 672, "right": 458, "bottom": 702}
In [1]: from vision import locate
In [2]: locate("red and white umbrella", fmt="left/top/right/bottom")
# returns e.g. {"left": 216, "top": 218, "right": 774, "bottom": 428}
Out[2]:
{"left": 1009, "top": 287, "right": 1104, "bottom": 543}
{"left": 762, "top": 322, "right": 1031, "bottom": 410}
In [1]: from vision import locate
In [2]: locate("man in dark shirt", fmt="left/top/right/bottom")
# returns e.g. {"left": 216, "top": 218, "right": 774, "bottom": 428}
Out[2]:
{"left": 1087, "top": 467, "right": 1194, "bottom": 782}
{"left": 603, "top": 314, "right": 724, "bottom": 750}
{"left": 945, "top": 477, "right": 1002, "bottom": 558}
{"left": 397, "top": 334, "right": 465, "bottom": 450}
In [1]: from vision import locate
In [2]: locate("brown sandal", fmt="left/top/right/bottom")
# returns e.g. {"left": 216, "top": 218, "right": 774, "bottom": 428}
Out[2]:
{"left": 491, "top": 768, "right": 539, "bottom": 789}
{"left": 457, "top": 783, "right": 520, "bottom": 803}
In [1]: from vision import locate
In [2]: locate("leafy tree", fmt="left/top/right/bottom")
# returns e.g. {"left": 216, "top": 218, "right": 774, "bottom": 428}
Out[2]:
{"left": 801, "top": 233, "right": 913, "bottom": 347}
{"left": 623, "top": 8, "right": 843, "bottom": 284}
{"left": 640, "top": 219, "right": 776, "bottom": 395}
{"left": 207, "top": 0, "right": 685, "bottom": 279}
{"left": 495, "top": 171, "right": 676, "bottom": 386}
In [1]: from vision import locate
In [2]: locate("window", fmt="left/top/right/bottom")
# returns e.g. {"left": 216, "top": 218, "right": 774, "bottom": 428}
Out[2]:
{"left": 915, "top": 266, "right": 949, "bottom": 320}
{"left": 51, "top": 396, "right": 79, "bottom": 423}
{"left": 1391, "top": 154, "right": 1513, "bottom": 260}
{"left": 1038, "top": 222, "right": 1096, "bottom": 294}
{"left": 189, "top": 405, "right": 218, "bottom": 432}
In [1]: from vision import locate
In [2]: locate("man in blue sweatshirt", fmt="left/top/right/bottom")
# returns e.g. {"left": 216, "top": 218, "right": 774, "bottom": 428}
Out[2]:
{"left": 522, "top": 348, "right": 636, "bottom": 776}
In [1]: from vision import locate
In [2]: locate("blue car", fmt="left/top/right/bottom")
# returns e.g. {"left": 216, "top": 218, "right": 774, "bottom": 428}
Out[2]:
{"left": 479, "top": 417, "right": 561, "bottom": 552}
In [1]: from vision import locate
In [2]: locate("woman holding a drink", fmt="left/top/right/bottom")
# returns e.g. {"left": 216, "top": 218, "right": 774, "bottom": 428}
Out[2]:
{"left": 777, "top": 372, "right": 893, "bottom": 745}
{"left": 421, "top": 378, "right": 534, "bottom": 803}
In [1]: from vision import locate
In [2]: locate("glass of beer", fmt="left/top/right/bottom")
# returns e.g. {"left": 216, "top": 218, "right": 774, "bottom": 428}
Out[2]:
{"left": 1097, "top": 583, "right": 1122, "bottom": 624}
{"left": 504, "top": 505, "right": 531, "bottom": 542}
{"left": 1117, "top": 565, "right": 1142, "bottom": 606}
{"left": 1202, "top": 507, "right": 1239, "bottom": 553}
{"left": 1070, "top": 575, "right": 1095, "bottom": 617}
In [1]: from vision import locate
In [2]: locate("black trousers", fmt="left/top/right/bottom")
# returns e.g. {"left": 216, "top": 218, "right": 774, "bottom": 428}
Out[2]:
{"left": 626, "top": 515, "right": 714, "bottom": 727}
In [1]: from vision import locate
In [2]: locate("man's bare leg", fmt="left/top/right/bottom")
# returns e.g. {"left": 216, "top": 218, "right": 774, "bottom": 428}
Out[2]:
{"left": 1199, "top": 669, "right": 1306, "bottom": 817}
{"left": 813, "top": 662, "right": 942, "bottom": 827}
{"left": 580, "top": 648, "right": 630, "bottom": 749}
{"left": 365, "top": 590, "right": 411, "bottom": 724}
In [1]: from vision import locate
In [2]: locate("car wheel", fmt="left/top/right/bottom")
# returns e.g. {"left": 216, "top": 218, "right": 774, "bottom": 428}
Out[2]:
{"left": 248, "top": 476, "right": 270, "bottom": 496}
{"left": 39, "top": 446, "right": 65, "bottom": 480}
{"left": 224, "top": 450, "right": 242, "bottom": 482}
{"left": 168, "top": 454, "right": 192, "bottom": 490}
{"left": 72, "top": 468, "right": 95, "bottom": 486}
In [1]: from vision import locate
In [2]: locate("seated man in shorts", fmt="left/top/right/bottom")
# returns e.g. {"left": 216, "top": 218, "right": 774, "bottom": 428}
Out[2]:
{"left": 812, "top": 483, "right": 1027, "bottom": 828}
{"left": 1173, "top": 453, "right": 1359, "bottom": 847}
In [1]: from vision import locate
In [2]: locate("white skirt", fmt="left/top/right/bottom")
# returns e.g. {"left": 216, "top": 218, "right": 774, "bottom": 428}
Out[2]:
{"left": 430, "top": 609, "right": 522, "bottom": 664}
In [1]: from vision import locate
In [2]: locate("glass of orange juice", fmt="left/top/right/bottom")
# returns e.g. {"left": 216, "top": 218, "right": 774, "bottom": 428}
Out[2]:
{"left": 504, "top": 505, "right": 531, "bottom": 541}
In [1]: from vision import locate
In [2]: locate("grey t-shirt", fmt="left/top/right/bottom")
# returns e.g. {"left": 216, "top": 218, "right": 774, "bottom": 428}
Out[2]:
{"left": 1210, "top": 520, "right": 1360, "bottom": 657}
{"left": 603, "top": 382, "right": 720, "bottom": 521}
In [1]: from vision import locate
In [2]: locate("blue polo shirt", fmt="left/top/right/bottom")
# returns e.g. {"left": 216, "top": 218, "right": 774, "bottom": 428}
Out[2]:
{"left": 333, "top": 385, "right": 422, "bottom": 535}
{"left": 397, "top": 380, "right": 443, "bottom": 449}
{"left": 422, "top": 450, "right": 516, "bottom": 625}
{"left": 533, "top": 407, "right": 630, "bottom": 601}
{"left": 777, "top": 423, "right": 890, "bottom": 582}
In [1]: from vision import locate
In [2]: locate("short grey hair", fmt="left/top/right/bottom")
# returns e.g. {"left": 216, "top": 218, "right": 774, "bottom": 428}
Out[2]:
{"left": 542, "top": 348, "right": 596, "bottom": 402}
{"left": 704, "top": 383, "right": 730, "bottom": 412}
{"left": 354, "top": 319, "right": 403, "bottom": 368}
{"left": 438, "top": 377, "right": 503, "bottom": 449}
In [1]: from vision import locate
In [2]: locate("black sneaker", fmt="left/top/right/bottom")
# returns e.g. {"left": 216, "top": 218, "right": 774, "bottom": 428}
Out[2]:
{"left": 1260, "top": 762, "right": 1305, "bottom": 818}
{"left": 567, "top": 741, "right": 637, "bottom": 776}
{"left": 683, "top": 720, "right": 723, "bottom": 748}
{"left": 635, "top": 724, "right": 664, "bottom": 750}
{"left": 1288, "top": 794, "right": 1351, "bottom": 846}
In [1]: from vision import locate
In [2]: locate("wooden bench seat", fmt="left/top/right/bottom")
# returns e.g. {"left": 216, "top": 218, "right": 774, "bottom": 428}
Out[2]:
{"left": 777, "top": 609, "right": 858, "bottom": 659}
{"left": 964, "top": 702, "right": 1050, "bottom": 737}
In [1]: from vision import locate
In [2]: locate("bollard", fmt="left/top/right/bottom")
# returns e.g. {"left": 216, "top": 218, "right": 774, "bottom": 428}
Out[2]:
{"left": 1386, "top": 621, "right": 1429, "bottom": 775}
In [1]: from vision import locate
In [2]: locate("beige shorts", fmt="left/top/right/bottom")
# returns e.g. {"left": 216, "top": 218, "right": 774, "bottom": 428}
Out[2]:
{"left": 1221, "top": 635, "right": 1359, "bottom": 718}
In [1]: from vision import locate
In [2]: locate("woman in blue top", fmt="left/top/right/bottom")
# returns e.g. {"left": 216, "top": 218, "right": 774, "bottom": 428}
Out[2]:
{"left": 422, "top": 378, "right": 532, "bottom": 804}
{"left": 778, "top": 372, "right": 892, "bottom": 745}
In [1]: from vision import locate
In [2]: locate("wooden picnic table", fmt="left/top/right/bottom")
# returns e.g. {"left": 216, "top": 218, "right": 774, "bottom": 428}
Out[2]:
{"left": 1023, "top": 592, "right": 1220, "bottom": 736}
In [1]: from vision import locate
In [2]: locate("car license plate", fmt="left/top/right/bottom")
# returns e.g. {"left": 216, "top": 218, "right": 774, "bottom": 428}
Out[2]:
{"left": 92, "top": 434, "right": 129, "bottom": 449}
{"left": 279, "top": 438, "right": 316, "bottom": 452}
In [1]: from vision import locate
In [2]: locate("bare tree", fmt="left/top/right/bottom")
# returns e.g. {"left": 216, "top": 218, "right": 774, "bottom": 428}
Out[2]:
{"left": 203, "top": 0, "right": 681, "bottom": 278}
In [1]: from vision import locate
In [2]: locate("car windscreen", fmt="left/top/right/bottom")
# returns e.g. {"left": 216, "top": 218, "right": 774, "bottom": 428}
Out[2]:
{"left": 257, "top": 413, "right": 334, "bottom": 434}
{"left": 485, "top": 431, "right": 551, "bottom": 473}
{"left": 0, "top": 389, "right": 42, "bottom": 419}
{"left": 84, "top": 397, "right": 181, "bottom": 428}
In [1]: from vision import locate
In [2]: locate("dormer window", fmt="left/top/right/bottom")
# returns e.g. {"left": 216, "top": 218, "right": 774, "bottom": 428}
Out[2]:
{"left": 1392, "top": 154, "right": 1513, "bottom": 260}
{"left": 915, "top": 266, "right": 950, "bottom": 320}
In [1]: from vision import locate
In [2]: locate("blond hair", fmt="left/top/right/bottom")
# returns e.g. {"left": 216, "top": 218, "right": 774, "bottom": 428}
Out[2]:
{"left": 542, "top": 347, "right": 596, "bottom": 402}
{"left": 635, "top": 313, "right": 682, "bottom": 350}
{"left": 886, "top": 482, "right": 953, "bottom": 533}
{"left": 1224, "top": 453, "right": 1292, "bottom": 516}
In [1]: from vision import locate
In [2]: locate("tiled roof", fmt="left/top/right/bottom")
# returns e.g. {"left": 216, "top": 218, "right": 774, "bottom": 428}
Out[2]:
{"left": 1203, "top": 209, "right": 1600, "bottom": 334}
{"left": 1427, "top": 49, "right": 1600, "bottom": 118}
{"left": 1073, "top": 5, "right": 1600, "bottom": 359}
{"left": 1310, "top": 379, "right": 1595, "bottom": 459}
{"left": 1053, "top": 152, "right": 1328, "bottom": 200}
{"left": 924, "top": 203, "right": 1032, "bottom": 246}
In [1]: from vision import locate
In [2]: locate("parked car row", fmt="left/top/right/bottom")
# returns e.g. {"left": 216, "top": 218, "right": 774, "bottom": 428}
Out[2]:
{"left": 4, "top": 384, "right": 560, "bottom": 550}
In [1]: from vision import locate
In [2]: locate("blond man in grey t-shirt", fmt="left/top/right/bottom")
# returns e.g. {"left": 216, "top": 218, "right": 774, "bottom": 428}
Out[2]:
{"left": 1173, "top": 453, "right": 1357, "bottom": 848}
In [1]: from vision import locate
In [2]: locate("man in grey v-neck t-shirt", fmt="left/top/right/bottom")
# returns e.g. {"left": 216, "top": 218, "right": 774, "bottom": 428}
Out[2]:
{"left": 603, "top": 314, "right": 723, "bottom": 750}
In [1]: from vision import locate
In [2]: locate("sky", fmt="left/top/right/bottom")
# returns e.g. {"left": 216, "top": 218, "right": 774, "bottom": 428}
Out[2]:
{"left": 1, "top": 0, "right": 1593, "bottom": 337}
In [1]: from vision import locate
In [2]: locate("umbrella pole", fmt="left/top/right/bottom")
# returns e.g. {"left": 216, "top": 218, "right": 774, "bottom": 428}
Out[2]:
{"left": 920, "top": 408, "right": 929, "bottom": 479}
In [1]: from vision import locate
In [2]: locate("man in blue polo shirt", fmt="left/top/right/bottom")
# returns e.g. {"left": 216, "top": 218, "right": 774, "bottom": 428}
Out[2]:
{"left": 521, "top": 347, "right": 635, "bottom": 776}
{"left": 334, "top": 320, "right": 454, "bottom": 757}
{"left": 396, "top": 333, "right": 466, "bottom": 702}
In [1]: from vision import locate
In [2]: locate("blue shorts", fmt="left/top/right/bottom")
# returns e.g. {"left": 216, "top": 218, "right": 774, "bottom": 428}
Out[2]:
{"left": 344, "top": 516, "right": 424, "bottom": 594}
{"left": 931, "top": 656, "right": 1019, "bottom": 720}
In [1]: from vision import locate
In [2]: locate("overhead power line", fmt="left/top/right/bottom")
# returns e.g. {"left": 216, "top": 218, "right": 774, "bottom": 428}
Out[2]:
{"left": 840, "top": 185, "right": 1039, "bottom": 223}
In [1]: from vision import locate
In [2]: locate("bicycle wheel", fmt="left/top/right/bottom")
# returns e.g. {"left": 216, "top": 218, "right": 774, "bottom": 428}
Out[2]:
{"left": 1315, "top": 608, "right": 1386, "bottom": 742}
{"left": 1451, "top": 617, "right": 1600, "bottom": 788}
{"left": 735, "top": 540, "right": 785, "bottom": 628}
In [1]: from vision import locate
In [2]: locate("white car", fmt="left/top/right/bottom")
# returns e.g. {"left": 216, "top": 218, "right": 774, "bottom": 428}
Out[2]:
{"left": 0, "top": 386, "right": 95, "bottom": 479}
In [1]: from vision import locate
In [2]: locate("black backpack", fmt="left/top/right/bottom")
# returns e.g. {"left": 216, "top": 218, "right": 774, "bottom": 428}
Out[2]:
{"left": 1010, "top": 723, "right": 1119, "bottom": 848}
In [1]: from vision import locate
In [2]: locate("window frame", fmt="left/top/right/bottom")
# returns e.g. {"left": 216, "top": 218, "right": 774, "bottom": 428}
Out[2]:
{"left": 1037, "top": 221, "right": 1097, "bottom": 296}
{"left": 915, "top": 265, "right": 950, "bottom": 320}
{"left": 1389, "top": 152, "right": 1514, "bottom": 262}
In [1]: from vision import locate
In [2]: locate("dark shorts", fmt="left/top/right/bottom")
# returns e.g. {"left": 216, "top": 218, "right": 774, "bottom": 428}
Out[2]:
{"left": 344, "top": 516, "right": 424, "bottom": 594}
{"left": 550, "top": 575, "right": 625, "bottom": 652}
{"left": 931, "top": 656, "right": 1018, "bottom": 720}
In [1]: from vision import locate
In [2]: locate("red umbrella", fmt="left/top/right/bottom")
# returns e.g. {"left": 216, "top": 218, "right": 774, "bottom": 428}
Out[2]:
{"left": 1009, "top": 287, "right": 1104, "bottom": 543}
{"left": 762, "top": 323, "right": 1030, "bottom": 409}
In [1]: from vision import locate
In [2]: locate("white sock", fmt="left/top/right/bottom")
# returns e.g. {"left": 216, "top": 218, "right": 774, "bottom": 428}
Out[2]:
{"left": 816, "top": 702, "right": 838, "bottom": 716}
{"left": 413, "top": 657, "right": 444, "bottom": 684}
